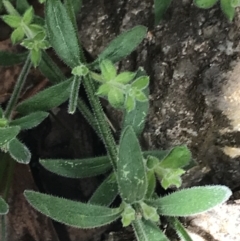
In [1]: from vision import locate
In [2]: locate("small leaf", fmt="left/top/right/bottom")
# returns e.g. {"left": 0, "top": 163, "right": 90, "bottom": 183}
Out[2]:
{"left": 156, "top": 167, "right": 185, "bottom": 189}
{"left": 131, "top": 76, "right": 149, "bottom": 90}
{"left": 122, "top": 69, "right": 149, "bottom": 135}
{"left": 100, "top": 59, "right": 117, "bottom": 82}
{"left": 68, "top": 76, "right": 81, "bottom": 114}
{"left": 3, "top": 0, "right": 20, "bottom": 16}
{"left": 1, "top": 15, "right": 21, "bottom": 28}
{"left": 40, "top": 155, "right": 111, "bottom": 178}
{"left": 8, "top": 138, "right": 31, "bottom": 164}
{"left": 9, "top": 111, "right": 49, "bottom": 130}
{"left": 159, "top": 146, "right": 191, "bottom": 169}
{"left": 30, "top": 48, "right": 42, "bottom": 68}
{"left": 135, "top": 90, "right": 148, "bottom": 102}
{"left": 16, "top": 78, "right": 72, "bottom": 115}
{"left": 0, "top": 197, "right": 9, "bottom": 215}
{"left": 108, "top": 88, "right": 125, "bottom": 108}
{"left": 39, "top": 51, "right": 66, "bottom": 84}
{"left": 132, "top": 219, "right": 170, "bottom": 241}
{"left": 22, "top": 6, "right": 34, "bottom": 25}
{"left": 93, "top": 26, "right": 147, "bottom": 66}
{"left": 0, "top": 51, "right": 28, "bottom": 66}
{"left": 0, "top": 126, "right": 20, "bottom": 146}
{"left": 118, "top": 126, "right": 147, "bottom": 204}
{"left": 193, "top": 0, "right": 218, "bottom": 8}
{"left": 89, "top": 172, "right": 118, "bottom": 206}
{"left": 154, "top": 0, "right": 172, "bottom": 25}
{"left": 231, "top": 0, "right": 240, "bottom": 7}
{"left": 46, "top": 0, "right": 81, "bottom": 67}
{"left": 140, "top": 202, "right": 159, "bottom": 222}
{"left": 221, "top": 0, "right": 235, "bottom": 21}
{"left": 124, "top": 95, "right": 136, "bottom": 112}
{"left": 121, "top": 204, "right": 136, "bottom": 227}
{"left": 114, "top": 72, "right": 136, "bottom": 84}
{"left": 96, "top": 83, "right": 111, "bottom": 96}
{"left": 145, "top": 170, "right": 156, "bottom": 198}
{"left": 11, "top": 27, "right": 25, "bottom": 44}
{"left": 24, "top": 190, "right": 122, "bottom": 228}
{"left": 148, "top": 185, "right": 232, "bottom": 217}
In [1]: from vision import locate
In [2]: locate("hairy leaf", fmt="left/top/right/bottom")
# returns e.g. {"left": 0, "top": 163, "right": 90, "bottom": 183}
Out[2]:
{"left": 40, "top": 156, "right": 112, "bottom": 178}
{"left": 46, "top": 0, "right": 81, "bottom": 67}
{"left": 10, "top": 111, "right": 49, "bottom": 130}
{"left": 148, "top": 185, "right": 232, "bottom": 216}
{"left": 0, "top": 197, "right": 9, "bottom": 215}
{"left": 221, "top": 0, "right": 235, "bottom": 21}
{"left": 92, "top": 26, "right": 147, "bottom": 67}
{"left": 159, "top": 145, "right": 191, "bottom": 169}
{"left": 122, "top": 68, "right": 149, "bottom": 136}
{"left": 24, "top": 190, "right": 122, "bottom": 228}
{"left": 89, "top": 172, "right": 118, "bottom": 206}
{"left": 154, "top": 0, "right": 172, "bottom": 25}
{"left": 8, "top": 138, "right": 31, "bottom": 164}
{"left": 0, "top": 126, "right": 20, "bottom": 146}
{"left": 118, "top": 126, "right": 147, "bottom": 203}
{"left": 16, "top": 78, "right": 72, "bottom": 114}
{"left": 193, "top": 0, "right": 218, "bottom": 9}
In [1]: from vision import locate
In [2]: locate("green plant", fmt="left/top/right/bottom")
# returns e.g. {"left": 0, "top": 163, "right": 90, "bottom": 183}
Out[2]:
{"left": 154, "top": 0, "right": 240, "bottom": 25}
{"left": 0, "top": 0, "right": 232, "bottom": 240}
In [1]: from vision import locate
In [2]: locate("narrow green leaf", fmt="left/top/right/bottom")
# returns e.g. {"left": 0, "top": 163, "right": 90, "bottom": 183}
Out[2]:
{"left": 143, "top": 150, "right": 170, "bottom": 160}
{"left": 193, "top": 0, "right": 218, "bottom": 9}
{"left": 154, "top": 0, "right": 172, "bottom": 25}
{"left": 118, "top": 126, "right": 147, "bottom": 204}
{"left": 96, "top": 83, "right": 111, "bottom": 96}
{"left": 24, "top": 190, "right": 122, "bottom": 228}
{"left": 108, "top": 88, "right": 125, "bottom": 108}
{"left": 8, "top": 138, "right": 31, "bottom": 164}
{"left": 0, "top": 126, "right": 20, "bottom": 146}
{"left": 16, "top": 78, "right": 72, "bottom": 115}
{"left": 46, "top": 0, "right": 81, "bottom": 67}
{"left": 89, "top": 172, "right": 118, "bottom": 206}
{"left": 159, "top": 146, "right": 191, "bottom": 169}
{"left": 93, "top": 26, "right": 147, "bottom": 66}
{"left": 30, "top": 48, "right": 41, "bottom": 68}
{"left": 131, "top": 76, "right": 149, "bottom": 90}
{"left": 148, "top": 185, "right": 232, "bottom": 217}
{"left": 221, "top": 0, "right": 235, "bottom": 21}
{"left": 39, "top": 51, "right": 66, "bottom": 84}
{"left": 68, "top": 76, "right": 81, "bottom": 114}
{"left": 0, "top": 197, "right": 9, "bottom": 215}
{"left": 132, "top": 219, "right": 170, "bottom": 241}
{"left": 9, "top": 111, "right": 49, "bottom": 130}
{"left": 3, "top": 0, "right": 20, "bottom": 16}
{"left": 114, "top": 71, "right": 136, "bottom": 84}
{"left": 123, "top": 69, "right": 149, "bottom": 136}
{"left": 0, "top": 51, "right": 28, "bottom": 66}
{"left": 11, "top": 27, "right": 25, "bottom": 44}
{"left": 40, "top": 155, "right": 112, "bottom": 178}
{"left": 124, "top": 95, "right": 136, "bottom": 112}
{"left": 1, "top": 15, "right": 21, "bottom": 28}
{"left": 135, "top": 91, "right": 148, "bottom": 102}
{"left": 231, "top": 0, "right": 240, "bottom": 7}
{"left": 100, "top": 59, "right": 117, "bottom": 81}
{"left": 22, "top": 6, "right": 34, "bottom": 25}
{"left": 146, "top": 170, "right": 156, "bottom": 198}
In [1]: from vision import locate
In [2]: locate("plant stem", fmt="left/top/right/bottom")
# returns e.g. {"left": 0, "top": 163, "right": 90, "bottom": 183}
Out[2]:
{"left": 4, "top": 53, "right": 32, "bottom": 119}
{"left": 83, "top": 75, "right": 118, "bottom": 170}
{"left": 167, "top": 217, "right": 193, "bottom": 241}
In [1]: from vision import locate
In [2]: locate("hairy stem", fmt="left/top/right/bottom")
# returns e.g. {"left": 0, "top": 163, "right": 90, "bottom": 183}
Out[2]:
{"left": 4, "top": 53, "right": 32, "bottom": 119}
{"left": 83, "top": 75, "right": 117, "bottom": 170}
